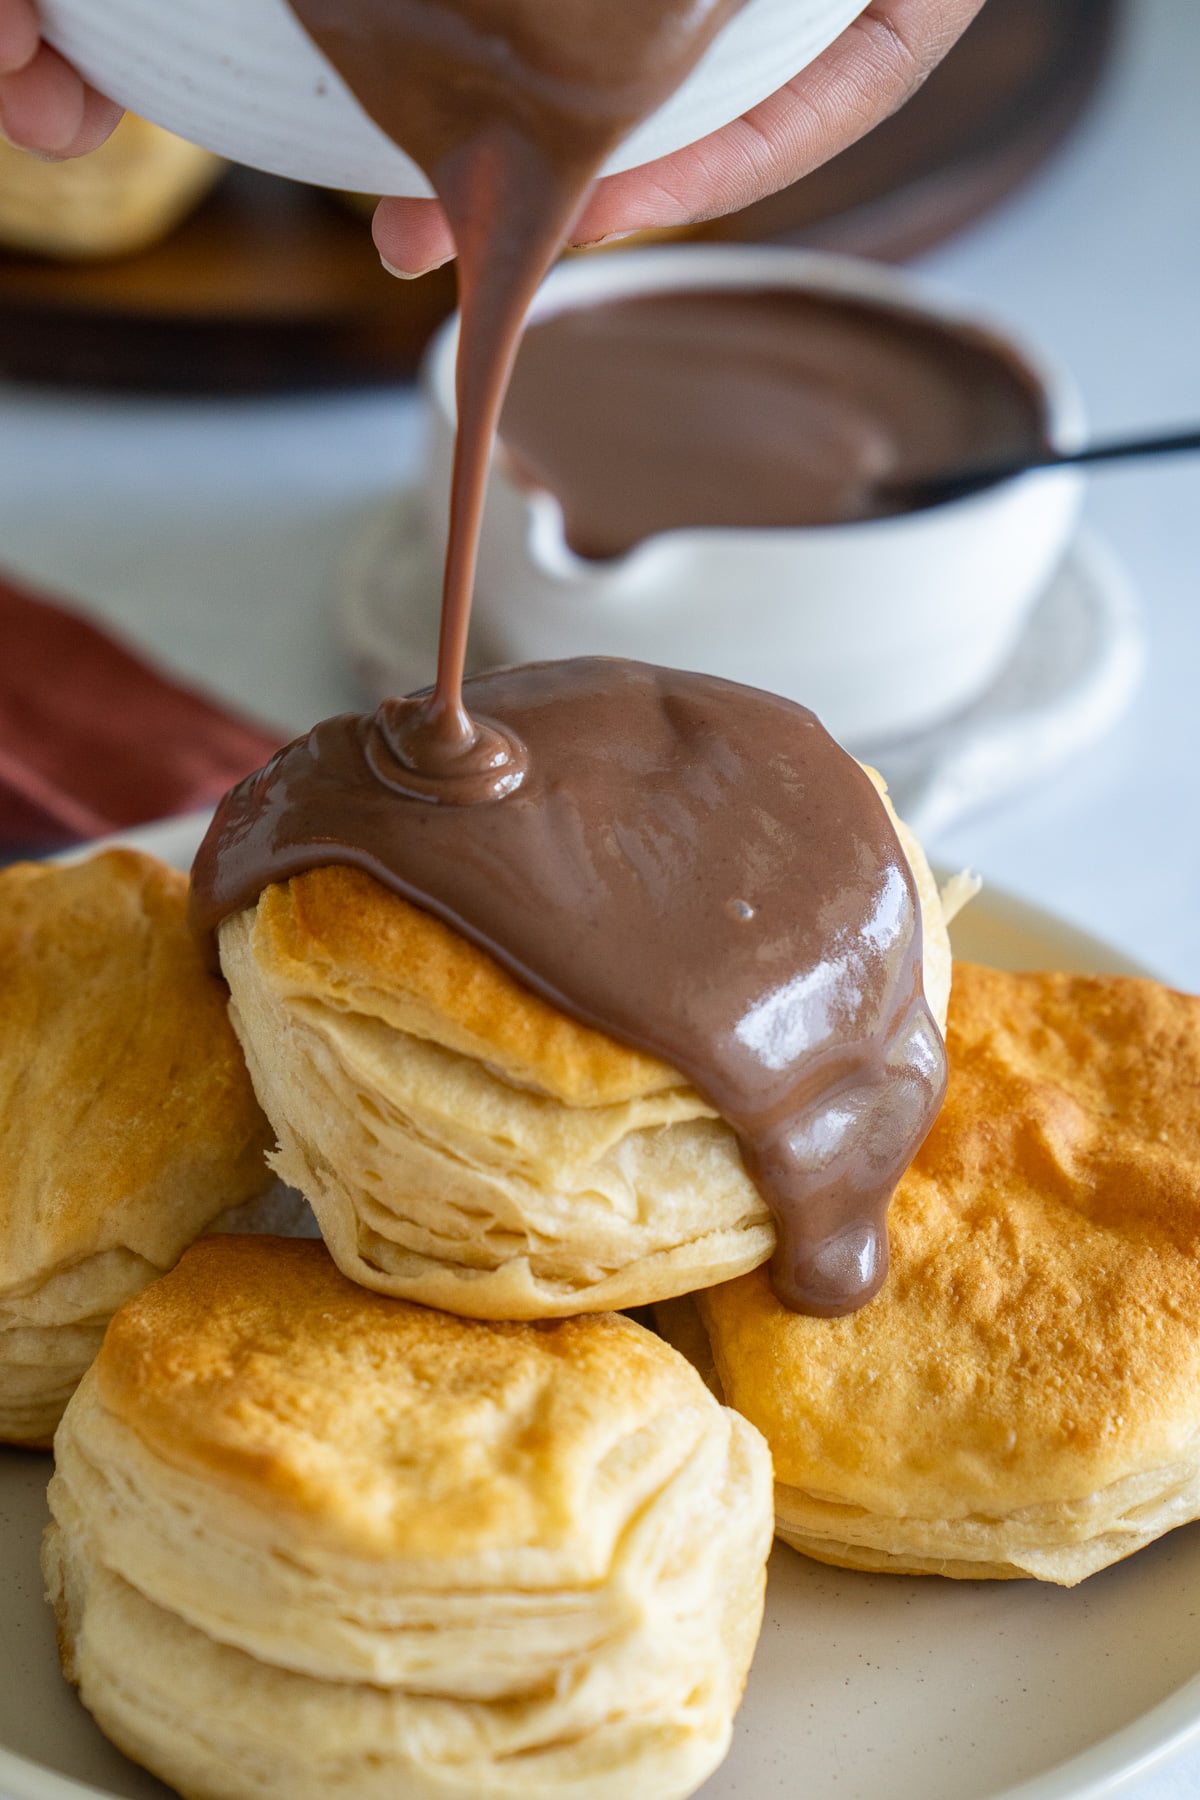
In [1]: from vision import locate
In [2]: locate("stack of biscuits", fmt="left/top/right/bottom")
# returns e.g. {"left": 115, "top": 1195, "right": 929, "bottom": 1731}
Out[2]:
{"left": 9, "top": 762, "right": 1200, "bottom": 1800}
{"left": 46, "top": 1237, "right": 771, "bottom": 1799}
{"left": 9, "top": 844, "right": 779, "bottom": 1797}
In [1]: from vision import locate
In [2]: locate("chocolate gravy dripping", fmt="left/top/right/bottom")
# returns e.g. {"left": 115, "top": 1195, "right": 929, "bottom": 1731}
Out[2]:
{"left": 284, "top": 0, "right": 748, "bottom": 766}
{"left": 203, "top": 1, "right": 953, "bottom": 1314}
{"left": 191, "top": 660, "right": 948, "bottom": 1317}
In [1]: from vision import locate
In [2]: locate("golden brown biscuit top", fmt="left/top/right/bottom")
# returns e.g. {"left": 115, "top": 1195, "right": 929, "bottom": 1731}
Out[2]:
{"left": 97, "top": 1236, "right": 724, "bottom": 1564}
{"left": 232, "top": 790, "right": 948, "bottom": 1116}
{"left": 0, "top": 850, "right": 269, "bottom": 1289}
{"left": 242, "top": 864, "right": 689, "bottom": 1106}
{"left": 701, "top": 963, "right": 1200, "bottom": 1517}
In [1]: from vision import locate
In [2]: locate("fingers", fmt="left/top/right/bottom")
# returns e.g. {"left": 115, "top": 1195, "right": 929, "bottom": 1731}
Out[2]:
{"left": 571, "top": 0, "right": 987, "bottom": 244}
{"left": 370, "top": 0, "right": 984, "bottom": 277}
{"left": 59, "top": 81, "right": 124, "bottom": 156}
{"left": 0, "top": 0, "right": 39, "bottom": 77}
{"left": 373, "top": 196, "right": 455, "bottom": 279}
{"left": 0, "top": 32, "right": 123, "bottom": 158}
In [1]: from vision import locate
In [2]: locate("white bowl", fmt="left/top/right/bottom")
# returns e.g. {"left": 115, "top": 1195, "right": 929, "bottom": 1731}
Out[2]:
{"left": 39, "top": 0, "right": 870, "bottom": 196}
{"left": 421, "top": 246, "right": 1086, "bottom": 747}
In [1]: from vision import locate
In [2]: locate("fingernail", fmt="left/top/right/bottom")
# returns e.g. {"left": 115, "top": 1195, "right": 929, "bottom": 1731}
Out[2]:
{"left": 570, "top": 227, "right": 642, "bottom": 252}
{"left": 380, "top": 251, "right": 453, "bottom": 280}
{"left": 0, "top": 97, "right": 72, "bottom": 158}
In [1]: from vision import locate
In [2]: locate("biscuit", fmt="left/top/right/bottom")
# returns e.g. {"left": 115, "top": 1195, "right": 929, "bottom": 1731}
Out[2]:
{"left": 217, "top": 776, "right": 949, "bottom": 1318}
{"left": 659, "top": 962, "right": 1200, "bottom": 1585}
{"left": 0, "top": 114, "right": 221, "bottom": 260}
{"left": 45, "top": 1235, "right": 773, "bottom": 1799}
{"left": 0, "top": 850, "right": 273, "bottom": 1446}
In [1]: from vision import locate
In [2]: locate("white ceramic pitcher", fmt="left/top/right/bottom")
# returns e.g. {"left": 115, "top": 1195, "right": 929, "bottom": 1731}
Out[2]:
{"left": 420, "top": 247, "right": 1086, "bottom": 746}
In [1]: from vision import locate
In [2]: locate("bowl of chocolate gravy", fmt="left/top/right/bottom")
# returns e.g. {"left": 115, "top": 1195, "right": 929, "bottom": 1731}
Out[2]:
{"left": 38, "top": 0, "right": 869, "bottom": 195}
{"left": 421, "top": 246, "right": 1085, "bottom": 746}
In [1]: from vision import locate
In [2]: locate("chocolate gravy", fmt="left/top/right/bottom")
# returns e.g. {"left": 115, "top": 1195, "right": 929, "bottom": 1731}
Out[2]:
{"left": 501, "top": 288, "right": 1053, "bottom": 557}
{"left": 191, "top": 660, "right": 947, "bottom": 1317}
{"left": 194, "top": 0, "right": 952, "bottom": 1314}
{"left": 284, "top": 0, "right": 747, "bottom": 763}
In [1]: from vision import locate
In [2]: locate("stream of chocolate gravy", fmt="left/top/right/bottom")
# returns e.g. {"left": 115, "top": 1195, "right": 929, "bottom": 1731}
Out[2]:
{"left": 197, "top": 0, "right": 952, "bottom": 1314}
{"left": 502, "top": 288, "right": 1053, "bottom": 557}
{"left": 192, "top": 660, "right": 947, "bottom": 1317}
{"left": 284, "top": 0, "right": 747, "bottom": 765}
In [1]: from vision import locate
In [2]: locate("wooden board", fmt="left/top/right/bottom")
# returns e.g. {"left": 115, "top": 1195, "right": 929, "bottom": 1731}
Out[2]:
{"left": 0, "top": 0, "right": 1118, "bottom": 393}
{"left": 0, "top": 173, "right": 457, "bottom": 391}
{"left": 695, "top": 0, "right": 1121, "bottom": 260}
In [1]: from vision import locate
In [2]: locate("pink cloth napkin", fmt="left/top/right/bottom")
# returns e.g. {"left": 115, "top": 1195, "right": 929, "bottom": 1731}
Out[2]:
{"left": 0, "top": 571, "right": 285, "bottom": 851}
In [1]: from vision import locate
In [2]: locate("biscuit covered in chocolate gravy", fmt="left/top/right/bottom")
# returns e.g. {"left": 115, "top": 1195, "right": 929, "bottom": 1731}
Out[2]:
{"left": 194, "top": 0, "right": 951, "bottom": 1317}
{"left": 192, "top": 660, "right": 948, "bottom": 1317}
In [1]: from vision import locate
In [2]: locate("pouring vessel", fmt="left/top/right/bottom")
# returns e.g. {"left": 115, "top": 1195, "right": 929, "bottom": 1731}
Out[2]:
{"left": 39, "top": 0, "right": 872, "bottom": 195}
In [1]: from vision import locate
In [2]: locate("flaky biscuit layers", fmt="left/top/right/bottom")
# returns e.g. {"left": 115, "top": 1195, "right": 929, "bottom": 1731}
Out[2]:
{"left": 0, "top": 851, "right": 273, "bottom": 1446}
{"left": 217, "top": 778, "right": 950, "bottom": 1318}
{"left": 660, "top": 963, "right": 1200, "bottom": 1586}
{"left": 45, "top": 1236, "right": 773, "bottom": 1800}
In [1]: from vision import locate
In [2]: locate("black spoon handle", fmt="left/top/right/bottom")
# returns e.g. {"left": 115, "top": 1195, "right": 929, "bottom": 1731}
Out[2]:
{"left": 906, "top": 425, "right": 1200, "bottom": 506}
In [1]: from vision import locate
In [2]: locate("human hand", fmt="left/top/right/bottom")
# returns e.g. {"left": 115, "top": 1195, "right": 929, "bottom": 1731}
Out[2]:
{"left": 0, "top": 0, "right": 985, "bottom": 251}
{"left": 373, "top": 0, "right": 988, "bottom": 277}
{"left": 0, "top": 0, "right": 122, "bottom": 156}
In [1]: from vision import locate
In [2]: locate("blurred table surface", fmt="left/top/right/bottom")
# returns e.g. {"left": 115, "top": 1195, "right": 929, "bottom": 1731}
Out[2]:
{"left": 1, "top": 0, "right": 1199, "bottom": 1790}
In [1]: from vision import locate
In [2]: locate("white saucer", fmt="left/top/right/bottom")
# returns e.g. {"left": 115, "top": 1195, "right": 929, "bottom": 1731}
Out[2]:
{"left": 7, "top": 815, "right": 1197, "bottom": 1800}
{"left": 866, "top": 527, "right": 1145, "bottom": 840}
{"left": 336, "top": 500, "right": 1144, "bottom": 840}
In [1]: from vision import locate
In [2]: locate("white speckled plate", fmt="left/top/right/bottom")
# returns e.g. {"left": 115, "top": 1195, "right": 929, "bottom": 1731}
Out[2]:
{"left": 3, "top": 816, "right": 1195, "bottom": 1800}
